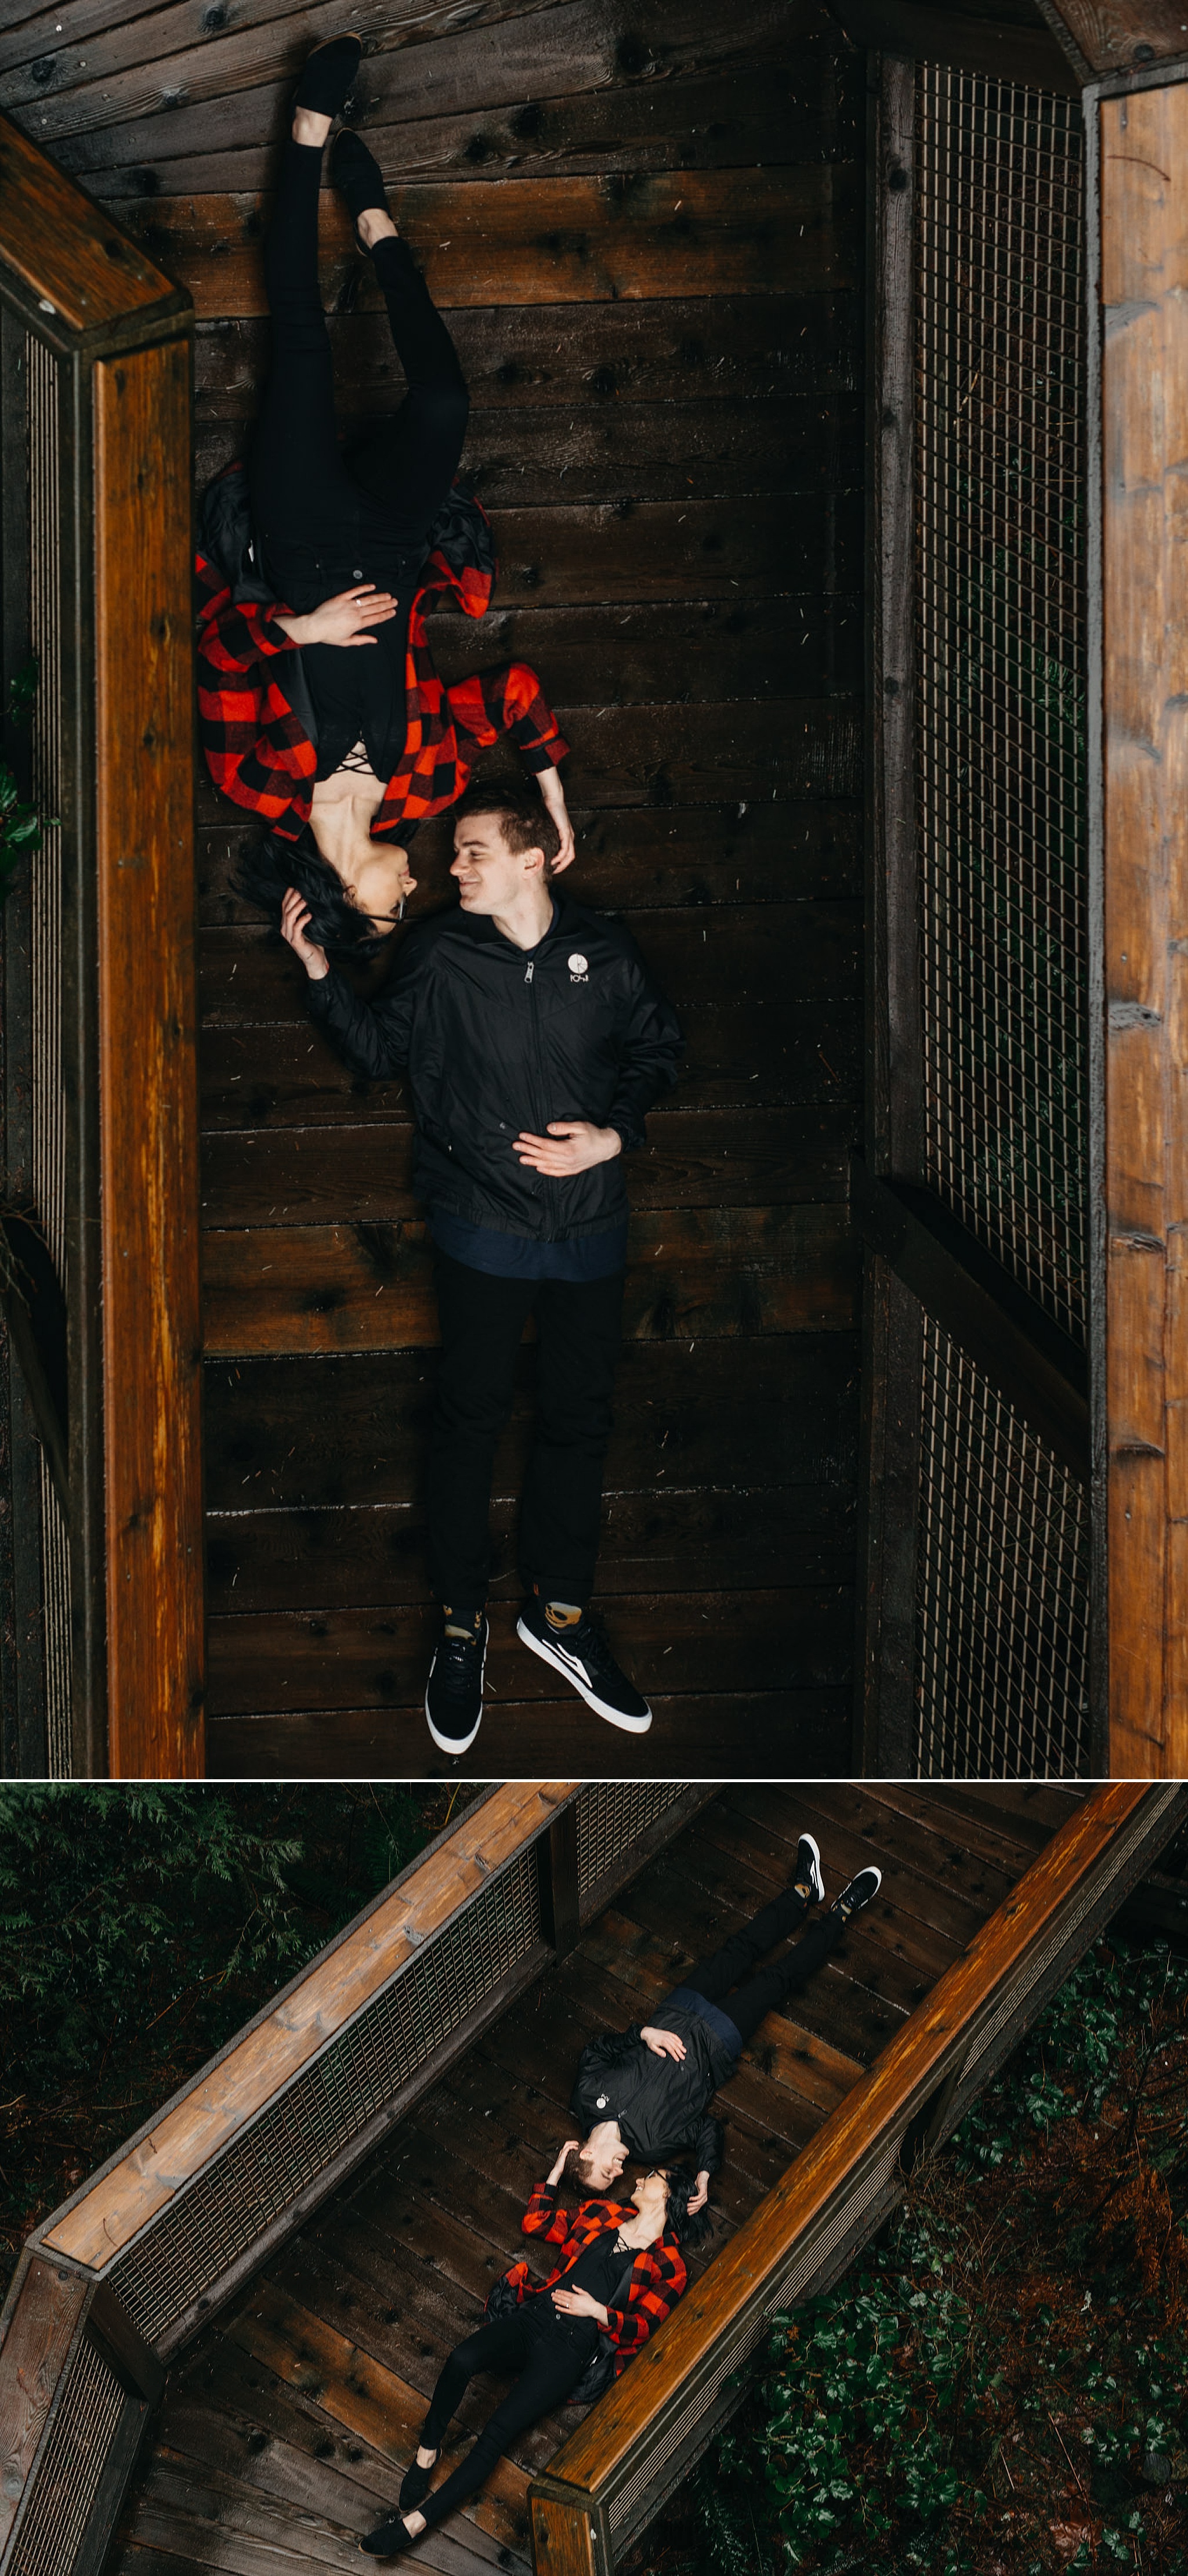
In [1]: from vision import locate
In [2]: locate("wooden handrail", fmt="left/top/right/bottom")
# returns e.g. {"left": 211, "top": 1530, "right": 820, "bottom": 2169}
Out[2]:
{"left": 0, "top": 114, "right": 181, "bottom": 337}
{"left": 533, "top": 1780, "right": 1183, "bottom": 2548}
{"left": 41, "top": 1782, "right": 578, "bottom": 2270}
{"left": 0, "top": 113, "right": 197, "bottom": 1775}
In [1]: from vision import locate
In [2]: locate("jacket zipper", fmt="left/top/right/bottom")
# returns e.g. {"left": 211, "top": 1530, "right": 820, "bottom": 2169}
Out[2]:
{"left": 524, "top": 951, "right": 553, "bottom": 1231}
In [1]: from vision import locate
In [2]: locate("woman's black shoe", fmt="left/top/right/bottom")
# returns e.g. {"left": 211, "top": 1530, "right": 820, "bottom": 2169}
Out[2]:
{"left": 332, "top": 130, "right": 393, "bottom": 239}
{"left": 294, "top": 34, "right": 362, "bottom": 118}
{"left": 399, "top": 2451, "right": 438, "bottom": 2510}
{"left": 360, "top": 2516, "right": 417, "bottom": 2557}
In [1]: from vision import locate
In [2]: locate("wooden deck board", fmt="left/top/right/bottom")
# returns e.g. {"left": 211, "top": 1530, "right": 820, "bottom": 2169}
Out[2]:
{"left": 111, "top": 1788, "right": 1068, "bottom": 2576}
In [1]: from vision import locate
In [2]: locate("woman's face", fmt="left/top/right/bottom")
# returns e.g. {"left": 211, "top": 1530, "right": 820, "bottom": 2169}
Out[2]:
{"left": 631, "top": 2169, "right": 671, "bottom": 2232}
{"left": 346, "top": 842, "right": 416, "bottom": 931}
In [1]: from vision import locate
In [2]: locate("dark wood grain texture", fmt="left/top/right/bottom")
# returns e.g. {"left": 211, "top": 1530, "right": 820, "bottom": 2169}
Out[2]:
{"left": 0, "top": 105, "right": 177, "bottom": 331}
{"left": 7, "top": 0, "right": 866, "bottom": 1759}
{"left": 93, "top": 341, "right": 205, "bottom": 1776}
{"left": 1100, "top": 82, "right": 1188, "bottom": 1775}
{"left": 0, "top": 2257, "right": 89, "bottom": 2550}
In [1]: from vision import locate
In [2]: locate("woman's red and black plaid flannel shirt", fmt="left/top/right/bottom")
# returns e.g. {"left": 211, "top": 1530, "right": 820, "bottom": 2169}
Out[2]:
{"left": 504, "top": 2182, "right": 687, "bottom": 2373}
{"left": 195, "top": 491, "right": 568, "bottom": 843}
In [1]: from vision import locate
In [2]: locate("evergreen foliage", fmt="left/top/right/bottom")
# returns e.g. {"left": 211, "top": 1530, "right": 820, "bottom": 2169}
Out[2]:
{"left": 0, "top": 655, "right": 55, "bottom": 905}
{"left": 0, "top": 1783, "right": 473, "bottom": 2284}
{"left": 631, "top": 1939, "right": 1188, "bottom": 2576}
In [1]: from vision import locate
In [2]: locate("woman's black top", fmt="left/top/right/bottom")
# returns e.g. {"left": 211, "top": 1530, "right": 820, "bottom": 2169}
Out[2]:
{"left": 560, "top": 2233, "right": 634, "bottom": 2311}
{"left": 260, "top": 534, "right": 423, "bottom": 785}
{"left": 302, "top": 580, "right": 415, "bottom": 783}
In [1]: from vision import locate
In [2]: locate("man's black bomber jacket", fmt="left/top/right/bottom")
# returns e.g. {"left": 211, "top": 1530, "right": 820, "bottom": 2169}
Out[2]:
{"left": 306, "top": 893, "right": 684, "bottom": 1240}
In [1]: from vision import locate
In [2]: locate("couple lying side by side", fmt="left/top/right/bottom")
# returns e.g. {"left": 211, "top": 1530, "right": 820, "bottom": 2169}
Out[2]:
{"left": 359, "top": 1835, "right": 882, "bottom": 2556}
{"left": 198, "top": 34, "right": 683, "bottom": 1742}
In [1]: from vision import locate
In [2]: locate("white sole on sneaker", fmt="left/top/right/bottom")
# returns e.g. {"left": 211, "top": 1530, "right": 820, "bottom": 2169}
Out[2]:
{"left": 798, "top": 1832, "right": 824, "bottom": 1904}
{"left": 424, "top": 1631, "right": 486, "bottom": 1756}
{"left": 515, "top": 1615, "right": 653, "bottom": 1733}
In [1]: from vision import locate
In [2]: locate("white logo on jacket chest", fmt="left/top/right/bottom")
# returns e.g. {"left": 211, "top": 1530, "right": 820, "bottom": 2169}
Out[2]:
{"left": 568, "top": 952, "right": 589, "bottom": 982}
{"left": 596, "top": 2094, "right": 609, "bottom": 2108}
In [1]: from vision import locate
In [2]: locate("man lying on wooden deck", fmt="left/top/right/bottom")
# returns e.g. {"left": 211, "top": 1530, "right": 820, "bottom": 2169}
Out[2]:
{"left": 568, "top": 1833, "right": 883, "bottom": 2212}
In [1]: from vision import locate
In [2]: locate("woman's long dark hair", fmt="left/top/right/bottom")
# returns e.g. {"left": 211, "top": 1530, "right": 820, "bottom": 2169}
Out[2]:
{"left": 655, "top": 2165, "right": 706, "bottom": 2249}
{"left": 236, "top": 825, "right": 390, "bottom": 959}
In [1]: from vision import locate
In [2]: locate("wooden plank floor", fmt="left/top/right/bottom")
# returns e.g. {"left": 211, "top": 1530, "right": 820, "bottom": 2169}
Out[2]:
{"left": 0, "top": 0, "right": 868, "bottom": 1768}
{"left": 111, "top": 1783, "right": 1084, "bottom": 2576}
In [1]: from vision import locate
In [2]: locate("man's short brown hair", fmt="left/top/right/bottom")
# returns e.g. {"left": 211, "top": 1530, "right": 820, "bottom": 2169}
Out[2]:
{"left": 452, "top": 778, "right": 562, "bottom": 871}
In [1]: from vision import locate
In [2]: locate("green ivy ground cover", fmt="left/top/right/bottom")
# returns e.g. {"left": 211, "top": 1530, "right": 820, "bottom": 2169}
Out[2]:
{"left": 631, "top": 1941, "right": 1188, "bottom": 2576}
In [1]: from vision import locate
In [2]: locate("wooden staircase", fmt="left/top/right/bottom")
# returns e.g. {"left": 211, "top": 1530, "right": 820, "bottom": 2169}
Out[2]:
{"left": 108, "top": 1782, "right": 1090, "bottom": 2576}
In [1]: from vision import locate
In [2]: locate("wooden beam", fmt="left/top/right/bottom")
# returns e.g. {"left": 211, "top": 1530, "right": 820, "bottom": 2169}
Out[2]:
{"left": 1099, "top": 78, "right": 1188, "bottom": 1772}
{"left": 0, "top": 110, "right": 179, "bottom": 335}
{"left": 41, "top": 1783, "right": 578, "bottom": 2270}
{"left": 108, "top": 171, "right": 859, "bottom": 317}
{"left": 1042, "top": 1, "right": 1188, "bottom": 75}
{"left": 93, "top": 339, "right": 204, "bottom": 1777}
{"left": 825, "top": 2, "right": 1081, "bottom": 89}
{"left": 852, "top": 1164, "right": 1089, "bottom": 1477}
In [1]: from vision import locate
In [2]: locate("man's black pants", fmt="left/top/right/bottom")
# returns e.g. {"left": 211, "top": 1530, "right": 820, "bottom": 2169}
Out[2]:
{"left": 668, "top": 1879, "right": 845, "bottom": 2048}
{"left": 417, "top": 2307, "right": 593, "bottom": 2528}
{"left": 427, "top": 1252, "right": 625, "bottom": 1614}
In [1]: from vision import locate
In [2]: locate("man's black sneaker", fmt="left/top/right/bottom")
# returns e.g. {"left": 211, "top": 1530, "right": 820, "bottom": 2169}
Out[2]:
{"left": 831, "top": 1865, "right": 882, "bottom": 1925}
{"left": 425, "top": 1617, "right": 487, "bottom": 1755}
{"left": 515, "top": 1598, "right": 652, "bottom": 1733}
{"left": 792, "top": 1833, "right": 824, "bottom": 1906}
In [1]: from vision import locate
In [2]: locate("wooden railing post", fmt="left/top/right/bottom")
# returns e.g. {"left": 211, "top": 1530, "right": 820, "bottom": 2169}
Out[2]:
{"left": 539, "top": 1802, "right": 582, "bottom": 1960}
{"left": 0, "top": 112, "right": 201, "bottom": 1776}
{"left": 530, "top": 2486, "right": 600, "bottom": 2576}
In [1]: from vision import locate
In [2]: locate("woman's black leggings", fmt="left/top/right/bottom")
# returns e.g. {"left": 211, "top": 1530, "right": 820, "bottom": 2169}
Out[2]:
{"left": 415, "top": 2309, "right": 593, "bottom": 2530}
{"left": 249, "top": 138, "right": 469, "bottom": 601}
{"left": 669, "top": 1881, "right": 846, "bottom": 2047}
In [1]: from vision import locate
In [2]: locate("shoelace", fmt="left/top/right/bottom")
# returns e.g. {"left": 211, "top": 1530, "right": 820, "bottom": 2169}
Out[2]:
{"left": 434, "top": 1631, "right": 483, "bottom": 1699}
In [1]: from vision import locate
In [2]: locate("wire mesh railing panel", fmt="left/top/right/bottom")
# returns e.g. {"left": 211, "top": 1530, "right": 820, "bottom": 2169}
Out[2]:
{"left": 915, "top": 67, "right": 1088, "bottom": 1341}
{"left": 6, "top": 2332, "right": 124, "bottom": 2576}
{"left": 108, "top": 1844, "right": 542, "bottom": 2343}
{"left": 37, "top": 1453, "right": 71, "bottom": 1778}
{"left": 915, "top": 1313, "right": 1090, "bottom": 1775}
{"left": 575, "top": 1786, "right": 686, "bottom": 1898}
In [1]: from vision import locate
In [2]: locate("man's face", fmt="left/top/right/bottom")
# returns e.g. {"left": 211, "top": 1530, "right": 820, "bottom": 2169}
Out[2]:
{"left": 451, "top": 812, "right": 544, "bottom": 913}
{"left": 581, "top": 2122, "right": 628, "bottom": 2190}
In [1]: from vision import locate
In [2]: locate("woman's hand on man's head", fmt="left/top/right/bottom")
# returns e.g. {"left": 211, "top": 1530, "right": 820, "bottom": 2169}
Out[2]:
{"left": 280, "top": 886, "right": 330, "bottom": 979}
{"left": 276, "top": 585, "right": 399, "bottom": 649}
{"left": 546, "top": 2138, "right": 582, "bottom": 2187}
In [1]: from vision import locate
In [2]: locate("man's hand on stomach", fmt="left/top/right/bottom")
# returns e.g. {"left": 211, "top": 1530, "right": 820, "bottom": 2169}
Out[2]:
{"left": 514, "top": 1122, "right": 621, "bottom": 1176}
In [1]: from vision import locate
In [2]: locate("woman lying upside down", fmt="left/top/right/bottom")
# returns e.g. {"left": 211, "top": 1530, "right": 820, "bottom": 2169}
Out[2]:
{"left": 360, "top": 2143, "right": 697, "bottom": 2555}
{"left": 195, "top": 33, "right": 574, "bottom": 956}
